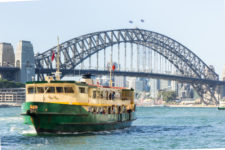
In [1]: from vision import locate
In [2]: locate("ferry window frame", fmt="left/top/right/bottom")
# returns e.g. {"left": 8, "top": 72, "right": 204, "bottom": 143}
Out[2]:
{"left": 123, "top": 91, "right": 131, "bottom": 97}
{"left": 37, "top": 87, "right": 44, "bottom": 93}
{"left": 56, "top": 87, "right": 64, "bottom": 93}
{"left": 129, "top": 92, "right": 132, "bottom": 97}
{"left": 45, "top": 87, "right": 55, "bottom": 93}
{"left": 79, "top": 87, "right": 86, "bottom": 93}
{"left": 64, "top": 87, "right": 74, "bottom": 93}
{"left": 93, "top": 91, "right": 96, "bottom": 99}
{"left": 27, "top": 87, "right": 35, "bottom": 94}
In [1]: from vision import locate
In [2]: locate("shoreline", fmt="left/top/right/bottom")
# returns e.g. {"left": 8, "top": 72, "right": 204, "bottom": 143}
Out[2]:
{"left": 0, "top": 103, "right": 219, "bottom": 108}
{"left": 136, "top": 104, "right": 218, "bottom": 108}
{"left": 0, "top": 103, "right": 22, "bottom": 107}
{"left": 165, "top": 104, "right": 217, "bottom": 108}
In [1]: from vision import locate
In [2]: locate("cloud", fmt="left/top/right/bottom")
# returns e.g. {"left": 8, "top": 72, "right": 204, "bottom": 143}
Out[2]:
{"left": 0, "top": 0, "right": 38, "bottom": 2}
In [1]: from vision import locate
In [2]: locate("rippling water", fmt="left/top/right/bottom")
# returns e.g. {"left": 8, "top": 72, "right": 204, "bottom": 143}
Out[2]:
{"left": 1, "top": 107, "right": 225, "bottom": 150}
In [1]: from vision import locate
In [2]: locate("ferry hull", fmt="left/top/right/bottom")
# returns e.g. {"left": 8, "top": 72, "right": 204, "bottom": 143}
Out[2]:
{"left": 218, "top": 107, "right": 225, "bottom": 110}
{"left": 21, "top": 102, "right": 135, "bottom": 134}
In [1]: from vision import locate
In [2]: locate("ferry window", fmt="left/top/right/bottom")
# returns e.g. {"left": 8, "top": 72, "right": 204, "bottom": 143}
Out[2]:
{"left": 45, "top": 87, "right": 55, "bottom": 93}
{"left": 56, "top": 87, "right": 64, "bottom": 93}
{"left": 123, "top": 91, "right": 131, "bottom": 97}
{"left": 79, "top": 87, "right": 86, "bottom": 93}
{"left": 93, "top": 91, "right": 96, "bottom": 98}
{"left": 28, "top": 87, "right": 35, "bottom": 94}
{"left": 129, "top": 92, "right": 132, "bottom": 97}
{"left": 64, "top": 87, "right": 74, "bottom": 93}
{"left": 37, "top": 87, "right": 44, "bottom": 93}
{"left": 126, "top": 92, "right": 132, "bottom": 97}
{"left": 100, "top": 91, "right": 103, "bottom": 98}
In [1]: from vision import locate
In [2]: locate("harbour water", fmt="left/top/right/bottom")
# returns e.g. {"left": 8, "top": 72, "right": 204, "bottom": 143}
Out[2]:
{"left": 1, "top": 107, "right": 225, "bottom": 150}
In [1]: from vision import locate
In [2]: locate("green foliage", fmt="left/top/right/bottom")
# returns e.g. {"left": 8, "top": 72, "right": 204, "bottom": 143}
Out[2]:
{"left": 158, "top": 90, "right": 177, "bottom": 102}
{"left": 0, "top": 79, "right": 24, "bottom": 88}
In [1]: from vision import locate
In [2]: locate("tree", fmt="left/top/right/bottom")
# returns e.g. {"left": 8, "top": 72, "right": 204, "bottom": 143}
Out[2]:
{"left": 0, "top": 79, "right": 24, "bottom": 88}
{"left": 158, "top": 90, "right": 177, "bottom": 102}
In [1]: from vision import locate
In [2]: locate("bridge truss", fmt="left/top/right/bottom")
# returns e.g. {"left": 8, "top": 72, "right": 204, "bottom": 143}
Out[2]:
{"left": 35, "top": 28, "right": 220, "bottom": 104}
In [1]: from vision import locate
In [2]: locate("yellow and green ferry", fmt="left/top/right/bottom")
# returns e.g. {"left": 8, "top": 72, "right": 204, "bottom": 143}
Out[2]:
{"left": 21, "top": 38, "right": 136, "bottom": 134}
{"left": 218, "top": 101, "right": 225, "bottom": 110}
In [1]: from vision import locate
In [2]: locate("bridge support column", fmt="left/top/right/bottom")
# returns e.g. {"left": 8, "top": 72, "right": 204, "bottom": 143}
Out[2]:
{"left": 0, "top": 43, "right": 16, "bottom": 81}
{"left": 15, "top": 41, "right": 35, "bottom": 83}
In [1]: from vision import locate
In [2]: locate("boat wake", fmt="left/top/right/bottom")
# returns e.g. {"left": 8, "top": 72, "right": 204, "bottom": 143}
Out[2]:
{"left": 0, "top": 116, "right": 23, "bottom": 122}
{"left": 21, "top": 126, "right": 37, "bottom": 135}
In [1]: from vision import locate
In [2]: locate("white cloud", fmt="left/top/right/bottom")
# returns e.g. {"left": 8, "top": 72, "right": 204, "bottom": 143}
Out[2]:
{"left": 0, "top": 0, "right": 37, "bottom": 2}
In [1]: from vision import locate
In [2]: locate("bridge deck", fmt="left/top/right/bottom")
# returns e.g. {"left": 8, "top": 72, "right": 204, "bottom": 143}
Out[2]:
{"left": 35, "top": 69, "right": 225, "bottom": 86}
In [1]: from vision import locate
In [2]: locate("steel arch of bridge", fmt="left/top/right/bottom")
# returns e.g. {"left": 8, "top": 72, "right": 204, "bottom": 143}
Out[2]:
{"left": 35, "top": 28, "right": 220, "bottom": 104}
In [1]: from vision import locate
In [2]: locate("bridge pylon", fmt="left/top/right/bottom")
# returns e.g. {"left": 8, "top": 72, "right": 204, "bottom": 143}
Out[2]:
{"left": 0, "top": 43, "right": 16, "bottom": 81}
{"left": 15, "top": 41, "right": 35, "bottom": 83}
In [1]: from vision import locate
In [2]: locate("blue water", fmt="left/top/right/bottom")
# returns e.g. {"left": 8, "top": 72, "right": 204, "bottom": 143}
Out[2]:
{"left": 1, "top": 107, "right": 225, "bottom": 150}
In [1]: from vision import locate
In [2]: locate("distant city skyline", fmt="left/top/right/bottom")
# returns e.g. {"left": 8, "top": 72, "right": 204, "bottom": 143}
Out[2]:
{"left": 0, "top": 0, "right": 225, "bottom": 77}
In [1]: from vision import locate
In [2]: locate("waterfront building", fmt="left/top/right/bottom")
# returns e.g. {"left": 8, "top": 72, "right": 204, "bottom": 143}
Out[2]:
{"left": 149, "top": 79, "right": 160, "bottom": 98}
{"left": 0, "top": 88, "right": 25, "bottom": 104}
{"left": 127, "top": 77, "right": 150, "bottom": 92}
{"left": 177, "top": 84, "right": 194, "bottom": 100}
{"left": 135, "top": 78, "right": 144, "bottom": 92}
{"left": 98, "top": 76, "right": 109, "bottom": 86}
{"left": 159, "top": 79, "right": 170, "bottom": 90}
{"left": 114, "top": 76, "right": 126, "bottom": 87}
{"left": 171, "top": 80, "right": 178, "bottom": 92}
{"left": 127, "top": 77, "right": 135, "bottom": 89}
{"left": 148, "top": 78, "right": 194, "bottom": 100}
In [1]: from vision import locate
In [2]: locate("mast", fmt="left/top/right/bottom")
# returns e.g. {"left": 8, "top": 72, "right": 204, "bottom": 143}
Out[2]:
{"left": 55, "top": 36, "right": 61, "bottom": 80}
{"left": 109, "top": 41, "right": 113, "bottom": 87}
{"left": 110, "top": 63, "right": 112, "bottom": 87}
{"left": 57, "top": 37, "right": 60, "bottom": 72}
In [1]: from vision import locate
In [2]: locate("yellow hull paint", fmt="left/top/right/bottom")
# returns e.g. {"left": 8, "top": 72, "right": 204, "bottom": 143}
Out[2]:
{"left": 46, "top": 101, "right": 135, "bottom": 108}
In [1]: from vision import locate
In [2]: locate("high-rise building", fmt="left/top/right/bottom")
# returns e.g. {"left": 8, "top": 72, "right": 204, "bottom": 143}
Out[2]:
{"left": 114, "top": 76, "right": 126, "bottom": 87}
{"left": 0, "top": 43, "right": 15, "bottom": 67}
{"left": 149, "top": 79, "right": 160, "bottom": 98}
{"left": 127, "top": 77, "right": 136, "bottom": 89}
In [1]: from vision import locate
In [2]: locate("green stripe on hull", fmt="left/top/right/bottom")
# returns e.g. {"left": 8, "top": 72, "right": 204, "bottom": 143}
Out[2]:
{"left": 21, "top": 102, "right": 136, "bottom": 134}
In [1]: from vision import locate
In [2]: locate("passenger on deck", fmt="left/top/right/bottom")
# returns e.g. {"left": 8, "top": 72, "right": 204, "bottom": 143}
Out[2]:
{"left": 109, "top": 93, "right": 112, "bottom": 100}
{"left": 106, "top": 91, "right": 108, "bottom": 100}
{"left": 112, "top": 92, "right": 115, "bottom": 100}
{"left": 101, "top": 93, "right": 103, "bottom": 98}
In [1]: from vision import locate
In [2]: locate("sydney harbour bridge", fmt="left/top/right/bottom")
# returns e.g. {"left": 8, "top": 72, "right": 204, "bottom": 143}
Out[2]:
{"left": 1, "top": 28, "right": 225, "bottom": 104}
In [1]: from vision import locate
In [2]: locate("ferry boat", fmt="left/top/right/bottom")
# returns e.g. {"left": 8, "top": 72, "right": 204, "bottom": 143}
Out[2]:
{"left": 21, "top": 38, "right": 136, "bottom": 134}
{"left": 218, "top": 101, "right": 225, "bottom": 110}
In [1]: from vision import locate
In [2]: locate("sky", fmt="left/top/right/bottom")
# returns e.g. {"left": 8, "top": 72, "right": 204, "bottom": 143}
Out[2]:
{"left": 0, "top": 0, "right": 225, "bottom": 77}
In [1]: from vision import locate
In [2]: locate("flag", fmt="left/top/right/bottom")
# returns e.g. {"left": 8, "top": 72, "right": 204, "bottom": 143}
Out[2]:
{"left": 51, "top": 51, "right": 55, "bottom": 61}
{"left": 129, "top": 20, "right": 133, "bottom": 24}
{"left": 112, "top": 64, "right": 116, "bottom": 71}
{"left": 141, "top": 19, "right": 144, "bottom": 23}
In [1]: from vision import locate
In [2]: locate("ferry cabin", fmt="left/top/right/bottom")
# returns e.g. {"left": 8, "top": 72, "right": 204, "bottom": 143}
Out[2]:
{"left": 25, "top": 81, "right": 135, "bottom": 114}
